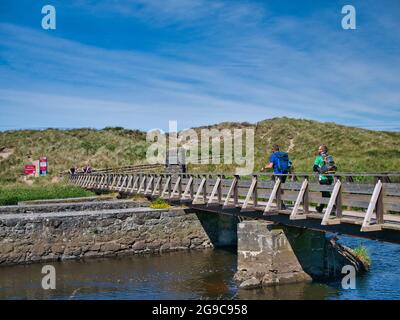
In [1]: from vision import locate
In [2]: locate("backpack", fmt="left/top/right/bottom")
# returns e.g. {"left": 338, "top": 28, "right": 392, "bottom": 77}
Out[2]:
{"left": 275, "top": 152, "right": 290, "bottom": 174}
{"left": 320, "top": 154, "right": 337, "bottom": 173}
{"left": 288, "top": 160, "right": 293, "bottom": 172}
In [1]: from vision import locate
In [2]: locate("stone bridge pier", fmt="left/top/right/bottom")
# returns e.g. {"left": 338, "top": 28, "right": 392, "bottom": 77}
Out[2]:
{"left": 193, "top": 212, "right": 367, "bottom": 289}
{"left": 232, "top": 220, "right": 366, "bottom": 289}
{"left": 234, "top": 221, "right": 312, "bottom": 288}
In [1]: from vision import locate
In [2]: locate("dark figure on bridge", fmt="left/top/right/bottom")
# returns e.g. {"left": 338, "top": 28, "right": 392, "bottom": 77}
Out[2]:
{"left": 261, "top": 144, "right": 292, "bottom": 210}
{"left": 313, "top": 144, "right": 337, "bottom": 213}
{"left": 69, "top": 166, "right": 77, "bottom": 176}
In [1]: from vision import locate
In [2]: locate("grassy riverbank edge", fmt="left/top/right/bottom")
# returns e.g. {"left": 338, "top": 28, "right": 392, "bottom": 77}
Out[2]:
{"left": 0, "top": 184, "right": 96, "bottom": 206}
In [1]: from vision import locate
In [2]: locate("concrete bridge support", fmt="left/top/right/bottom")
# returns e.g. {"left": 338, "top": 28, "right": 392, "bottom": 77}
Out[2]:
{"left": 234, "top": 220, "right": 367, "bottom": 289}
{"left": 194, "top": 211, "right": 239, "bottom": 247}
{"left": 234, "top": 221, "right": 312, "bottom": 288}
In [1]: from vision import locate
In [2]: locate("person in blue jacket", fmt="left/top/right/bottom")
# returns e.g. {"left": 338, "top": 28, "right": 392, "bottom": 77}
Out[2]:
{"left": 262, "top": 144, "right": 291, "bottom": 209}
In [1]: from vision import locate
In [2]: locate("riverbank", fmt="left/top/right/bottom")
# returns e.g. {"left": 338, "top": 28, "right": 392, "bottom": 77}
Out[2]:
{"left": 0, "top": 206, "right": 212, "bottom": 266}
{"left": 0, "top": 197, "right": 368, "bottom": 286}
{"left": 0, "top": 184, "right": 96, "bottom": 206}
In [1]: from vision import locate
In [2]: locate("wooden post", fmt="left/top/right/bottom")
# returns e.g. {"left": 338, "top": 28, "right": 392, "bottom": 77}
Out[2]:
{"left": 335, "top": 176, "right": 343, "bottom": 218}
{"left": 115, "top": 175, "right": 123, "bottom": 191}
{"left": 276, "top": 177, "right": 283, "bottom": 210}
{"left": 131, "top": 175, "right": 140, "bottom": 193}
{"left": 96, "top": 175, "right": 103, "bottom": 189}
{"left": 193, "top": 175, "right": 207, "bottom": 205}
{"left": 100, "top": 174, "right": 106, "bottom": 189}
{"left": 376, "top": 183, "right": 385, "bottom": 225}
{"left": 234, "top": 175, "right": 239, "bottom": 207}
{"left": 83, "top": 175, "right": 89, "bottom": 188}
{"left": 178, "top": 175, "right": 182, "bottom": 198}
{"left": 241, "top": 175, "right": 257, "bottom": 211}
{"left": 218, "top": 175, "right": 223, "bottom": 204}
{"left": 207, "top": 175, "right": 222, "bottom": 206}
{"left": 110, "top": 175, "right": 117, "bottom": 190}
{"left": 171, "top": 175, "right": 182, "bottom": 198}
{"left": 144, "top": 175, "right": 155, "bottom": 194}
{"left": 161, "top": 175, "right": 171, "bottom": 199}
{"left": 303, "top": 176, "right": 309, "bottom": 214}
{"left": 264, "top": 178, "right": 281, "bottom": 214}
{"left": 104, "top": 175, "right": 109, "bottom": 189}
{"left": 290, "top": 178, "right": 308, "bottom": 220}
{"left": 119, "top": 175, "right": 127, "bottom": 192}
{"left": 151, "top": 174, "right": 155, "bottom": 194}
{"left": 85, "top": 175, "right": 91, "bottom": 188}
{"left": 138, "top": 175, "right": 146, "bottom": 194}
{"left": 79, "top": 175, "right": 85, "bottom": 187}
{"left": 203, "top": 175, "right": 207, "bottom": 204}
{"left": 152, "top": 175, "right": 162, "bottom": 196}
{"left": 125, "top": 175, "right": 133, "bottom": 192}
{"left": 321, "top": 179, "right": 341, "bottom": 225}
{"left": 361, "top": 179, "right": 383, "bottom": 232}
{"left": 182, "top": 175, "right": 193, "bottom": 200}
{"left": 223, "top": 175, "right": 238, "bottom": 208}
{"left": 253, "top": 175, "right": 258, "bottom": 208}
{"left": 345, "top": 176, "right": 354, "bottom": 211}
{"left": 83, "top": 176, "right": 90, "bottom": 188}
{"left": 190, "top": 175, "right": 194, "bottom": 199}
{"left": 91, "top": 175, "right": 96, "bottom": 188}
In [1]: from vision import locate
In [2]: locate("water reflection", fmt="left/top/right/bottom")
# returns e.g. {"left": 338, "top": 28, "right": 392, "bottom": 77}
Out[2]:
{"left": 237, "top": 282, "right": 338, "bottom": 300}
{"left": 0, "top": 236, "right": 399, "bottom": 300}
{"left": 0, "top": 249, "right": 237, "bottom": 300}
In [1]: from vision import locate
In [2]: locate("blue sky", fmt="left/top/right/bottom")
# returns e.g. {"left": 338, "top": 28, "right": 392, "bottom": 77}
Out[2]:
{"left": 0, "top": 0, "right": 399, "bottom": 131}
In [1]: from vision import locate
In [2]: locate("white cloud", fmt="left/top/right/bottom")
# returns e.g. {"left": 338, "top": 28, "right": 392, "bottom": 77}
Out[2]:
{"left": 0, "top": 0, "right": 399, "bottom": 131}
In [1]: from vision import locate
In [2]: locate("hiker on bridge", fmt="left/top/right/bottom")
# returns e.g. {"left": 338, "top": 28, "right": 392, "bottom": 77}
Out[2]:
{"left": 262, "top": 144, "right": 292, "bottom": 210}
{"left": 69, "top": 166, "right": 77, "bottom": 176}
{"left": 262, "top": 144, "right": 292, "bottom": 181}
{"left": 313, "top": 144, "right": 337, "bottom": 213}
{"left": 86, "top": 164, "right": 92, "bottom": 174}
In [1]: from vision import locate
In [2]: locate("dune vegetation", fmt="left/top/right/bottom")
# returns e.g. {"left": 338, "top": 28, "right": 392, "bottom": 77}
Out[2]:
{"left": 1, "top": 118, "right": 400, "bottom": 188}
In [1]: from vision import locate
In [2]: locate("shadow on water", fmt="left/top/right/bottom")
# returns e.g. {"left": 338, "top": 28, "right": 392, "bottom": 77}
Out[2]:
{"left": 0, "top": 249, "right": 237, "bottom": 300}
{"left": 237, "top": 282, "right": 338, "bottom": 300}
{"left": 0, "top": 236, "right": 399, "bottom": 300}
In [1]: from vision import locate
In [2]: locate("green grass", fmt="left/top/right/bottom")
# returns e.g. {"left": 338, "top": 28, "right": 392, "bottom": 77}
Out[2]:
{"left": 0, "top": 184, "right": 95, "bottom": 206}
{"left": 353, "top": 245, "right": 371, "bottom": 266}
{"left": 188, "top": 118, "right": 400, "bottom": 177}
{"left": 0, "top": 127, "right": 149, "bottom": 184}
{"left": 149, "top": 197, "right": 171, "bottom": 209}
{"left": 1, "top": 117, "right": 400, "bottom": 186}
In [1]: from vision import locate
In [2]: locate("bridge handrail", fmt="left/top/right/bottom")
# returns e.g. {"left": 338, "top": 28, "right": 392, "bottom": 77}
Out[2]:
{"left": 69, "top": 171, "right": 400, "bottom": 177}
{"left": 68, "top": 171, "right": 400, "bottom": 234}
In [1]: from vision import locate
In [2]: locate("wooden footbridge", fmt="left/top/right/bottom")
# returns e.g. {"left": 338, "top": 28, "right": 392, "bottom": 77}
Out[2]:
{"left": 68, "top": 171, "right": 400, "bottom": 243}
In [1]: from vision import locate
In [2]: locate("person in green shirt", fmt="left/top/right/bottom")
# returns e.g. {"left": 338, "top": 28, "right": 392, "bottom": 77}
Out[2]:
{"left": 313, "top": 145, "right": 335, "bottom": 213}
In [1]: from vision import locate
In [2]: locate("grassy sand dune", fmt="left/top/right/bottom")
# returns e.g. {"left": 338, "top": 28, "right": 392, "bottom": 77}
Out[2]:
{"left": 1, "top": 118, "right": 399, "bottom": 186}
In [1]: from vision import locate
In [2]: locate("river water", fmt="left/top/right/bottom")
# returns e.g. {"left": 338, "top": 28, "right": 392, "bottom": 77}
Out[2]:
{"left": 0, "top": 236, "right": 399, "bottom": 300}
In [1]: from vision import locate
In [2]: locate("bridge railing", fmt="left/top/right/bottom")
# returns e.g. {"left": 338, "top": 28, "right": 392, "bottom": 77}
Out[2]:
{"left": 69, "top": 172, "right": 400, "bottom": 233}
{"left": 59, "top": 164, "right": 164, "bottom": 175}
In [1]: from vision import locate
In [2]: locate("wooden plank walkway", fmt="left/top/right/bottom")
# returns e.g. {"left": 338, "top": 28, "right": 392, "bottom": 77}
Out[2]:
{"left": 69, "top": 172, "right": 400, "bottom": 238}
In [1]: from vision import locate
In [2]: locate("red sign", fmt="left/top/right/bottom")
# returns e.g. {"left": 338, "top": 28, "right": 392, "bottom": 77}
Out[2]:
{"left": 40, "top": 156, "right": 48, "bottom": 175}
{"left": 24, "top": 165, "right": 36, "bottom": 175}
